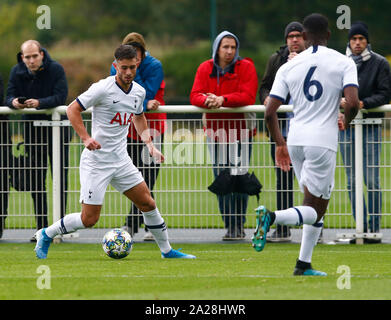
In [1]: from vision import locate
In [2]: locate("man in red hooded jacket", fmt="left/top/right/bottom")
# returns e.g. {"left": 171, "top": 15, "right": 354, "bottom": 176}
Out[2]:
{"left": 190, "top": 31, "right": 258, "bottom": 240}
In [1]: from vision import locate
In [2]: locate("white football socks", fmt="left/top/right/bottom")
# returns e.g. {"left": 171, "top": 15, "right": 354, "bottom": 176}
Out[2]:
{"left": 274, "top": 206, "right": 317, "bottom": 226}
{"left": 142, "top": 207, "right": 172, "bottom": 254}
{"left": 45, "top": 212, "right": 85, "bottom": 239}
{"left": 299, "top": 220, "right": 324, "bottom": 263}
{"left": 273, "top": 205, "right": 323, "bottom": 264}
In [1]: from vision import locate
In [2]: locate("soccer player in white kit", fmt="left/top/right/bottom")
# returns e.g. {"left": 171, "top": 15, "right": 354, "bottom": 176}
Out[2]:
{"left": 34, "top": 45, "right": 195, "bottom": 259}
{"left": 252, "top": 14, "right": 359, "bottom": 275}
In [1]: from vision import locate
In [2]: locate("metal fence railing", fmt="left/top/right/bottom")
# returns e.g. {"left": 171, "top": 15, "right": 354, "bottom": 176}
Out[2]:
{"left": 0, "top": 105, "right": 390, "bottom": 243}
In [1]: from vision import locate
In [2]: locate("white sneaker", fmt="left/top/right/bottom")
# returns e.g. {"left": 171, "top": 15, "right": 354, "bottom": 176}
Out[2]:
{"left": 143, "top": 231, "right": 154, "bottom": 241}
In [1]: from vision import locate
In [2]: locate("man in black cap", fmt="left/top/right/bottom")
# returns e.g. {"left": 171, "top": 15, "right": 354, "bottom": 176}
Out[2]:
{"left": 259, "top": 21, "right": 305, "bottom": 242}
{"left": 339, "top": 21, "right": 391, "bottom": 241}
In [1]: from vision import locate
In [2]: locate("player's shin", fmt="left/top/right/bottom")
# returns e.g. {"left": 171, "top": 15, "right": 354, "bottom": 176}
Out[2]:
{"left": 45, "top": 212, "right": 85, "bottom": 238}
{"left": 142, "top": 208, "right": 172, "bottom": 254}
{"left": 298, "top": 219, "right": 323, "bottom": 263}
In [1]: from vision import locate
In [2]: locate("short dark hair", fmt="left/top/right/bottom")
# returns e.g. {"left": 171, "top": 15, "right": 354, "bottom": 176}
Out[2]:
{"left": 303, "top": 13, "right": 329, "bottom": 39}
{"left": 114, "top": 44, "right": 137, "bottom": 61}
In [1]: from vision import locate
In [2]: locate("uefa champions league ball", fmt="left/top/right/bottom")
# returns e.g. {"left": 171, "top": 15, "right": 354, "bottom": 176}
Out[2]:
{"left": 102, "top": 228, "right": 133, "bottom": 259}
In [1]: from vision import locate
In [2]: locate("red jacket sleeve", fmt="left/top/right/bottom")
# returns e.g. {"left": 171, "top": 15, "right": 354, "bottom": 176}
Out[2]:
{"left": 190, "top": 61, "right": 209, "bottom": 108}
{"left": 222, "top": 59, "right": 258, "bottom": 107}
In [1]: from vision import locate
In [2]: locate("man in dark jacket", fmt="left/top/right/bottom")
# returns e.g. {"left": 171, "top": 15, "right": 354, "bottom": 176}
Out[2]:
{"left": 0, "top": 73, "right": 12, "bottom": 239}
{"left": 339, "top": 22, "right": 391, "bottom": 239}
{"left": 6, "top": 40, "right": 69, "bottom": 240}
{"left": 259, "top": 22, "right": 305, "bottom": 242}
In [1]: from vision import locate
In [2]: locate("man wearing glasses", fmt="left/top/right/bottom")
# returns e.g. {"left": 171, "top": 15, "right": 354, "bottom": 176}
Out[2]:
{"left": 259, "top": 22, "right": 306, "bottom": 242}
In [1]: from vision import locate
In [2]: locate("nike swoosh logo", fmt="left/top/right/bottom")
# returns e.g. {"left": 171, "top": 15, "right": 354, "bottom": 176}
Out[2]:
{"left": 113, "top": 100, "right": 120, "bottom": 104}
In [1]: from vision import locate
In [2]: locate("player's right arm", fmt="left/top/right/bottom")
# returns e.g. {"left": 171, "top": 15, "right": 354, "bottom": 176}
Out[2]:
{"left": 266, "top": 66, "right": 291, "bottom": 172}
{"left": 66, "top": 100, "right": 101, "bottom": 150}
{"left": 265, "top": 96, "right": 291, "bottom": 172}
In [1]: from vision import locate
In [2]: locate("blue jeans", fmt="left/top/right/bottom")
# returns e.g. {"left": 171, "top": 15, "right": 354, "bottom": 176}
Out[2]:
{"left": 339, "top": 125, "right": 382, "bottom": 232}
{"left": 207, "top": 137, "right": 253, "bottom": 232}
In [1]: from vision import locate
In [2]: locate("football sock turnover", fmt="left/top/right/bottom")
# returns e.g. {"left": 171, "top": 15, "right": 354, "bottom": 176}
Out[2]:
{"left": 142, "top": 207, "right": 172, "bottom": 254}
{"left": 274, "top": 206, "right": 317, "bottom": 226}
{"left": 45, "top": 212, "right": 85, "bottom": 238}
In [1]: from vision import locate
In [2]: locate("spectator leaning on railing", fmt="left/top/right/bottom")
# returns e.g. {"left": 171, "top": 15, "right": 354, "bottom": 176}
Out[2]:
{"left": 110, "top": 32, "right": 167, "bottom": 241}
{"left": 5, "top": 40, "right": 69, "bottom": 241}
{"left": 190, "top": 30, "right": 258, "bottom": 240}
{"left": 338, "top": 22, "right": 391, "bottom": 242}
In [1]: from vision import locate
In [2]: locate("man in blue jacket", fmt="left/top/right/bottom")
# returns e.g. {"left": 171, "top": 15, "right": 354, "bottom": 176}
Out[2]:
{"left": 110, "top": 33, "right": 166, "bottom": 241}
{"left": 6, "top": 40, "right": 69, "bottom": 240}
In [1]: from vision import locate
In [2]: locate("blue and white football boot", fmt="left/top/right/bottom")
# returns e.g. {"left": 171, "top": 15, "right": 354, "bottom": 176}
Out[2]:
{"left": 293, "top": 259, "right": 327, "bottom": 276}
{"left": 162, "top": 248, "right": 196, "bottom": 259}
{"left": 293, "top": 267, "right": 327, "bottom": 276}
{"left": 34, "top": 228, "right": 53, "bottom": 259}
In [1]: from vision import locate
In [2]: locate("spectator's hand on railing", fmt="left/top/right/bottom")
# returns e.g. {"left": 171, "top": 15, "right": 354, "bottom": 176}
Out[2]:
{"left": 25, "top": 99, "right": 40, "bottom": 108}
{"left": 12, "top": 98, "right": 27, "bottom": 109}
{"left": 83, "top": 137, "right": 101, "bottom": 151}
{"left": 205, "top": 93, "right": 224, "bottom": 109}
{"left": 147, "top": 99, "right": 160, "bottom": 111}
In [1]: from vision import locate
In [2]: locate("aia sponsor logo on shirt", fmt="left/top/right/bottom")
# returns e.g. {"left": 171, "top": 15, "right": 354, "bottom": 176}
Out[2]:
{"left": 110, "top": 112, "right": 133, "bottom": 126}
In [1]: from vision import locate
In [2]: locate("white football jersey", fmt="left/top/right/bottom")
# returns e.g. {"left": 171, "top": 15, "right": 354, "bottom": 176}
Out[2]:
{"left": 270, "top": 45, "right": 358, "bottom": 152}
{"left": 76, "top": 75, "right": 145, "bottom": 164}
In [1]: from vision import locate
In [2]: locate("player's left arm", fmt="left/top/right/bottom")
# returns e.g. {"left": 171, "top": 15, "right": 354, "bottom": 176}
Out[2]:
{"left": 132, "top": 113, "right": 164, "bottom": 163}
{"left": 340, "top": 86, "right": 360, "bottom": 130}
{"left": 265, "top": 97, "right": 291, "bottom": 172}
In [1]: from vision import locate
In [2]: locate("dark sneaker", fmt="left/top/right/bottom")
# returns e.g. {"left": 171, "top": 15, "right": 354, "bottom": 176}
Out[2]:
{"left": 251, "top": 206, "right": 274, "bottom": 252}
{"left": 222, "top": 230, "right": 245, "bottom": 241}
{"left": 293, "top": 259, "right": 327, "bottom": 276}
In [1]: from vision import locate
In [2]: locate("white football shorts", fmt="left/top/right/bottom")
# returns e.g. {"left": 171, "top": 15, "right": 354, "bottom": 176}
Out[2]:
{"left": 288, "top": 145, "right": 336, "bottom": 200}
{"left": 79, "top": 154, "right": 144, "bottom": 205}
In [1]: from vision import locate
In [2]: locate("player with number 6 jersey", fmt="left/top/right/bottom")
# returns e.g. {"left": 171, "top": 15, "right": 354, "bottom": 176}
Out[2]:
{"left": 270, "top": 44, "right": 358, "bottom": 153}
{"left": 253, "top": 13, "right": 360, "bottom": 276}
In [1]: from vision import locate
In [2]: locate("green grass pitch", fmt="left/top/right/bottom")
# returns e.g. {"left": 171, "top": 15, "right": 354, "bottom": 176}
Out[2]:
{"left": 1, "top": 242, "right": 391, "bottom": 300}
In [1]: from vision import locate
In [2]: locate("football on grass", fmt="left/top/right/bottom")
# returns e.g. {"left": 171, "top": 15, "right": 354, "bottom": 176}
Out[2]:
{"left": 102, "top": 228, "right": 133, "bottom": 259}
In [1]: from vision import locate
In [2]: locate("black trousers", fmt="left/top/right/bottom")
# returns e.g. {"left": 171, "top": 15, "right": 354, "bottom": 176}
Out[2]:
{"left": 271, "top": 139, "right": 294, "bottom": 233}
{"left": 125, "top": 135, "right": 163, "bottom": 234}
{"left": 0, "top": 118, "right": 11, "bottom": 232}
{"left": 23, "top": 121, "right": 71, "bottom": 229}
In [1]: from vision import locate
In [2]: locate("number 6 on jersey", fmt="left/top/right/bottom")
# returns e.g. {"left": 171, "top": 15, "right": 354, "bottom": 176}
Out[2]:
{"left": 304, "top": 66, "right": 323, "bottom": 101}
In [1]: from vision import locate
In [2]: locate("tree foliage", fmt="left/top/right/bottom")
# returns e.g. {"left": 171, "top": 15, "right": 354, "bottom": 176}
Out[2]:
{"left": 0, "top": 0, "right": 390, "bottom": 101}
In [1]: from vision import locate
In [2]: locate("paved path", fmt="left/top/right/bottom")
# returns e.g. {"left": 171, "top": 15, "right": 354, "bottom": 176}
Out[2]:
{"left": 1, "top": 228, "right": 389, "bottom": 244}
